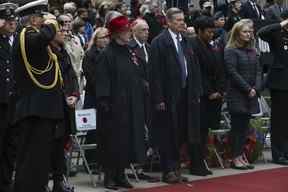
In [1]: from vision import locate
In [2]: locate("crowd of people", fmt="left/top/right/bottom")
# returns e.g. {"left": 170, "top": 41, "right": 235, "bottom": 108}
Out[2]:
{"left": 1, "top": 0, "right": 288, "bottom": 192}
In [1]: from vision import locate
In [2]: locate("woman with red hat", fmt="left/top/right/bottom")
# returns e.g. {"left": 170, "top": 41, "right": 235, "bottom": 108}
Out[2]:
{"left": 93, "top": 15, "right": 146, "bottom": 190}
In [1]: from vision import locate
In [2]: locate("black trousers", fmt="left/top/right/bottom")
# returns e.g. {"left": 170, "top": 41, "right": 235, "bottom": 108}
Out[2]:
{"left": 0, "top": 105, "right": 17, "bottom": 192}
{"left": 51, "top": 136, "right": 65, "bottom": 182}
{"left": 14, "top": 118, "right": 57, "bottom": 192}
{"left": 230, "top": 113, "right": 251, "bottom": 158}
{"left": 189, "top": 97, "right": 222, "bottom": 169}
{"left": 159, "top": 89, "right": 187, "bottom": 173}
{"left": 270, "top": 90, "right": 288, "bottom": 160}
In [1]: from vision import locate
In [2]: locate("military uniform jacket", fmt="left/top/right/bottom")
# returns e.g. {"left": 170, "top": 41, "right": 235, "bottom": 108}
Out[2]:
{"left": 0, "top": 35, "right": 15, "bottom": 104}
{"left": 258, "top": 23, "right": 288, "bottom": 91}
{"left": 13, "top": 25, "right": 64, "bottom": 122}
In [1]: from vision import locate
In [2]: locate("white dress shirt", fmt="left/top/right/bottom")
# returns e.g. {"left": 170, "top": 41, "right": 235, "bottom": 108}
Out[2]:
{"left": 168, "top": 29, "right": 188, "bottom": 77}
{"left": 134, "top": 37, "right": 149, "bottom": 63}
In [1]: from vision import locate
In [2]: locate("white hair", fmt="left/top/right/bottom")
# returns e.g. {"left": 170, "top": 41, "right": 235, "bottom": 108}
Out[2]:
{"left": 63, "top": 2, "right": 77, "bottom": 13}
{"left": 139, "top": 4, "right": 150, "bottom": 16}
{"left": 104, "top": 11, "right": 122, "bottom": 27}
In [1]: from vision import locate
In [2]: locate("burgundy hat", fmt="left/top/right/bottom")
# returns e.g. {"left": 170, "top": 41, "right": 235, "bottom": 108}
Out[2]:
{"left": 108, "top": 15, "right": 131, "bottom": 34}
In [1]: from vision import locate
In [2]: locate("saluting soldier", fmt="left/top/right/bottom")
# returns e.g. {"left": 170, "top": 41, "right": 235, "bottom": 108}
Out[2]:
{"left": 0, "top": 3, "right": 18, "bottom": 192}
{"left": 13, "top": 0, "right": 64, "bottom": 192}
{"left": 258, "top": 10, "right": 288, "bottom": 165}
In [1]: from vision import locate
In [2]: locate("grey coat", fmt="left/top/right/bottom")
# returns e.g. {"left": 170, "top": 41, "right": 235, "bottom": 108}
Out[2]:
{"left": 224, "top": 47, "right": 261, "bottom": 114}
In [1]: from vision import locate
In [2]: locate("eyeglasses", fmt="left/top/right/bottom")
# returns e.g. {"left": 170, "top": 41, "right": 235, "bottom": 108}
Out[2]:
{"left": 62, "top": 20, "right": 72, "bottom": 23}
{"left": 97, "top": 35, "right": 109, "bottom": 39}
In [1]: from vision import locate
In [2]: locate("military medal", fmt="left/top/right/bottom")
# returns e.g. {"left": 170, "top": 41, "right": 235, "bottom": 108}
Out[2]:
{"left": 284, "top": 45, "right": 288, "bottom": 50}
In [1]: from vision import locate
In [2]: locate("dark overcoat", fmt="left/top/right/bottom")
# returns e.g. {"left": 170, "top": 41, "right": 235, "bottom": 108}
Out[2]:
{"left": 224, "top": 47, "right": 261, "bottom": 114}
{"left": 128, "top": 39, "right": 151, "bottom": 125}
{"left": 149, "top": 29, "right": 202, "bottom": 147}
{"left": 128, "top": 38, "right": 150, "bottom": 82}
{"left": 94, "top": 40, "right": 146, "bottom": 168}
{"left": 83, "top": 45, "right": 101, "bottom": 108}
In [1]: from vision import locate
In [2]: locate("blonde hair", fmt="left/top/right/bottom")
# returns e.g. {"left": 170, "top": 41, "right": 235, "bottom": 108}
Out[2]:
{"left": 226, "top": 19, "right": 255, "bottom": 49}
{"left": 87, "top": 27, "right": 109, "bottom": 50}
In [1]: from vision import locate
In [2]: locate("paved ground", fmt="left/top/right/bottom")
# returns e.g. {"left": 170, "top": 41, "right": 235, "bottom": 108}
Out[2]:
{"left": 61, "top": 150, "right": 285, "bottom": 192}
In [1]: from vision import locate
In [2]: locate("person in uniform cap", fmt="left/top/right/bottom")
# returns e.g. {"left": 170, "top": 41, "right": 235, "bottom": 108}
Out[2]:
{"left": 0, "top": 3, "right": 18, "bottom": 192}
{"left": 13, "top": 0, "right": 65, "bottom": 192}
{"left": 94, "top": 15, "right": 146, "bottom": 190}
{"left": 258, "top": 10, "right": 288, "bottom": 165}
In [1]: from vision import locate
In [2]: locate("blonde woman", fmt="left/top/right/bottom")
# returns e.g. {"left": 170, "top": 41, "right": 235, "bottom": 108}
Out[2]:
{"left": 83, "top": 27, "right": 110, "bottom": 109}
{"left": 224, "top": 19, "right": 261, "bottom": 170}
{"left": 82, "top": 27, "right": 110, "bottom": 171}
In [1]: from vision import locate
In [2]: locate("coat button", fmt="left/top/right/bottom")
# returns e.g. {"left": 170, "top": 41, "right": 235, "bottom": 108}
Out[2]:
{"left": 6, "top": 78, "right": 10, "bottom": 82}
{"left": 6, "top": 60, "right": 10, "bottom": 64}
{"left": 6, "top": 68, "right": 10, "bottom": 72}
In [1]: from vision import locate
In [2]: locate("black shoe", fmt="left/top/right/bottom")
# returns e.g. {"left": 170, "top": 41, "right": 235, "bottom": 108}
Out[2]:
{"left": 245, "top": 164, "right": 255, "bottom": 169}
{"left": 273, "top": 157, "right": 288, "bottom": 165}
{"left": 162, "top": 171, "right": 180, "bottom": 184}
{"left": 104, "top": 179, "right": 118, "bottom": 190}
{"left": 189, "top": 168, "right": 211, "bottom": 176}
{"left": 52, "top": 181, "right": 65, "bottom": 192}
{"left": 115, "top": 178, "right": 133, "bottom": 189}
{"left": 114, "top": 169, "right": 133, "bottom": 189}
{"left": 174, "top": 168, "right": 189, "bottom": 182}
{"left": 104, "top": 171, "right": 119, "bottom": 190}
{"left": 230, "top": 163, "right": 249, "bottom": 170}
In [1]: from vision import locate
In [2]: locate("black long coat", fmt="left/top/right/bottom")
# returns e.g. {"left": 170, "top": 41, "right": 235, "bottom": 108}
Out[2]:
{"left": 191, "top": 37, "right": 225, "bottom": 97}
{"left": 128, "top": 39, "right": 151, "bottom": 125}
{"left": 258, "top": 23, "right": 288, "bottom": 91}
{"left": 224, "top": 47, "right": 261, "bottom": 114}
{"left": 13, "top": 25, "right": 64, "bottom": 123}
{"left": 83, "top": 45, "right": 100, "bottom": 108}
{"left": 150, "top": 29, "right": 202, "bottom": 147}
{"left": 94, "top": 40, "right": 146, "bottom": 168}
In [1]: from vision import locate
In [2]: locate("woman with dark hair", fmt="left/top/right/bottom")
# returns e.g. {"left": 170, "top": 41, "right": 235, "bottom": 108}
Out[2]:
{"left": 191, "top": 15, "right": 225, "bottom": 176}
{"left": 224, "top": 19, "right": 261, "bottom": 169}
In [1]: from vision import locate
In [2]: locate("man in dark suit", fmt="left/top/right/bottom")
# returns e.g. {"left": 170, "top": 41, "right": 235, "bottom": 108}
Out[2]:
{"left": 265, "top": 0, "right": 284, "bottom": 22}
{"left": 13, "top": 0, "right": 65, "bottom": 191}
{"left": 129, "top": 18, "right": 151, "bottom": 127}
{"left": 240, "top": 0, "right": 265, "bottom": 29}
{"left": 240, "top": 0, "right": 264, "bottom": 19}
{"left": 0, "top": 3, "right": 18, "bottom": 192}
{"left": 150, "top": 7, "right": 202, "bottom": 183}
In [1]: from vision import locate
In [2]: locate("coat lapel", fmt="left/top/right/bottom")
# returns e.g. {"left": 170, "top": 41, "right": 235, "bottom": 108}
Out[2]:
{"left": 163, "top": 29, "right": 183, "bottom": 69}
